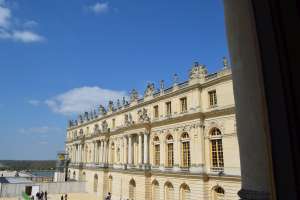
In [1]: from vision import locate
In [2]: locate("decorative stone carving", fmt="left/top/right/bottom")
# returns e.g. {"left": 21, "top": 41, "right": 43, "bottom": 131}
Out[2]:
{"left": 189, "top": 62, "right": 207, "bottom": 80}
{"left": 102, "top": 120, "right": 108, "bottom": 132}
{"left": 124, "top": 113, "right": 133, "bottom": 126}
{"left": 108, "top": 100, "right": 114, "bottom": 112}
{"left": 137, "top": 108, "right": 150, "bottom": 123}
{"left": 130, "top": 89, "right": 139, "bottom": 102}
{"left": 144, "top": 83, "right": 155, "bottom": 97}
{"left": 99, "top": 105, "right": 107, "bottom": 115}
{"left": 94, "top": 124, "right": 100, "bottom": 133}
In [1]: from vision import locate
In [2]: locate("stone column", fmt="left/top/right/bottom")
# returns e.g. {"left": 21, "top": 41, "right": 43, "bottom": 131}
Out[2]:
{"left": 123, "top": 136, "right": 128, "bottom": 164}
{"left": 223, "top": 0, "right": 274, "bottom": 198}
{"left": 104, "top": 140, "right": 107, "bottom": 164}
{"left": 143, "top": 132, "right": 149, "bottom": 165}
{"left": 99, "top": 140, "right": 102, "bottom": 163}
{"left": 128, "top": 135, "right": 132, "bottom": 165}
{"left": 79, "top": 144, "right": 82, "bottom": 162}
{"left": 138, "top": 133, "right": 143, "bottom": 165}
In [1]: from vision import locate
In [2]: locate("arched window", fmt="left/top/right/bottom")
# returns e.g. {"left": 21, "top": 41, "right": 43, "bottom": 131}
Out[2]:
{"left": 164, "top": 182, "right": 174, "bottom": 200}
{"left": 82, "top": 172, "right": 86, "bottom": 181}
{"left": 111, "top": 143, "right": 115, "bottom": 164}
{"left": 129, "top": 179, "right": 136, "bottom": 200}
{"left": 212, "top": 186, "right": 225, "bottom": 200}
{"left": 73, "top": 171, "right": 76, "bottom": 180}
{"left": 210, "top": 128, "right": 224, "bottom": 171}
{"left": 179, "top": 183, "right": 191, "bottom": 200}
{"left": 94, "top": 174, "right": 98, "bottom": 192}
{"left": 151, "top": 180, "right": 160, "bottom": 200}
{"left": 166, "top": 135, "right": 174, "bottom": 167}
{"left": 181, "top": 132, "right": 191, "bottom": 168}
{"left": 108, "top": 175, "right": 113, "bottom": 193}
{"left": 153, "top": 136, "right": 160, "bottom": 166}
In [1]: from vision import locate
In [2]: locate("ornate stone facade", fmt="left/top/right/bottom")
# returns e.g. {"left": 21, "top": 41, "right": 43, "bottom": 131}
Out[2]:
{"left": 65, "top": 61, "right": 241, "bottom": 200}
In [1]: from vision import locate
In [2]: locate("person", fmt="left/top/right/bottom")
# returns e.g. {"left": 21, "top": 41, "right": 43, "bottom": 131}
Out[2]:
{"left": 44, "top": 191, "right": 47, "bottom": 200}
{"left": 105, "top": 192, "right": 111, "bottom": 200}
{"left": 41, "top": 191, "right": 44, "bottom": 200}
{"left": 64, "top": 194, "right": 68, "bottom": 200}
{"left": 61, "top": 195, "right": 64, "bottom": 200}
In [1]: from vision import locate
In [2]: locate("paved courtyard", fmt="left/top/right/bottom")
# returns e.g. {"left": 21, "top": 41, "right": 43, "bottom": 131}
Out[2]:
{"left": 0, "top": 193, "right": 100, "bottom": 200}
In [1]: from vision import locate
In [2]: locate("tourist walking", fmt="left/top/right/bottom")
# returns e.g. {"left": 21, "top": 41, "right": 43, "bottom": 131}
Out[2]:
{"left": 45, "top": 191, "right": 47, "bottom": 200}
{"left": 64, "top": 194, "right": 68, "bottom": 200}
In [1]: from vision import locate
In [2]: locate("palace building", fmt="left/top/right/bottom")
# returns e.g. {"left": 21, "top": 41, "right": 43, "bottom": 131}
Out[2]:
{"left": 65, "top": 60, "right": 241, "bottom": 200}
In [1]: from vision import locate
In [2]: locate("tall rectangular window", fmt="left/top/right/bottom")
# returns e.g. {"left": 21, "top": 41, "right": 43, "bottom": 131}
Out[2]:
{"left": 180, "top": 97, "right": 187, "bottom": 112}
{"left": 166, "top": 101, "right": 172, "bottom": 116}
{"left": 154, "top": 144, "right": 160, "bottom": 166}
{"left": 167, "top": 143, "right": 174, "bottom": 167}
{"left": 153, "top": 105, "right": 159, "bottom": 118}
{"left": 211, "top": 139, "right": 224, "bottom": 169}
{"left": 208, "top": 90, "right": 217, "bottom": 106}
{"left": 182, "top": 141, "right": 190, "bottom": 168}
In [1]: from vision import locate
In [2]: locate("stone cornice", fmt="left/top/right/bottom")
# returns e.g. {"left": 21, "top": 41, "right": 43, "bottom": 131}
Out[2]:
{"left": 65, "top": 105, "right": 235, "bottom": 144}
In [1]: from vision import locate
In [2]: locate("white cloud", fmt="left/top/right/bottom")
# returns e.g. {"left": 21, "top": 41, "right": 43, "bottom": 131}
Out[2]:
{"left": 0, "top": 5, "right": 10, "bottom": 28}
{"left": 88, "top": 2, "right": 109, "bottom": 14}
{"left": 18, "top": 126, "right": 62, "bottom": 135}
{"left": 0, "top": 1, "right": 44, "bottom": 43}
{"left": 12, "top": 30, "right": 44, "bottom": 43}
{"left": 28, "top": 99, "right": 40, "bottom": 106}
{"left": 45, "top": 86, "right": 126, "bottom": 115}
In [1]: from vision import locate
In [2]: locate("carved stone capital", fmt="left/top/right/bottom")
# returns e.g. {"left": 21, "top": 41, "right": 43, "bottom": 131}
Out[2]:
{"left": 238, "top": 189, "right": 270, "bottom": 200}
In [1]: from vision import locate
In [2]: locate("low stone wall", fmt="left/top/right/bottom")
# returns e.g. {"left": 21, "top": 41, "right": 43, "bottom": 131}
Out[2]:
{"left": 0, "top": 181, "right": 86, "bottom": 198}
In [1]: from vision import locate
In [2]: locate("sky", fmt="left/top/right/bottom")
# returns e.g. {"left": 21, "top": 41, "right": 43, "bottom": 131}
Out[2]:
{"left": 0, "top": 0, "right": 229, "bottom": 160}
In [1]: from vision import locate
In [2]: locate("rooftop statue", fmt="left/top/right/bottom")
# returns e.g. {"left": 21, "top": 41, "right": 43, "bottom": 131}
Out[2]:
{"left": 84, "top": 112, "right": 89, "bottom": 121}
{"left": 117, "top": 99, "right": 121, "bottom": 109}
{"left": 130, "top": 89, "right": 139, "bottom": 102}
{"left": 78, "top": 115, "right": 84, "bottom": 123}
{"left": 102, "top": 120, "right": 108, "bottom": 132}
{"left": 68, "top": 120, "right": 73, "bottom": 127}
{"left": 108, "top": 100, "right": 114, "bottom": 112}
{"left": 99, "top": 105, "right": 107, "bottom": 115}
{"left": 173, "top": 73, "right": 179, "bottom": 85}
{"left": 223, "top": 56, "right": 229, "bottom": 69}
{"left": 160, "top": 80, "right": 165, "bottom": 92}
{"left": 144, "top": 83, "right": 155, "bottom": 97}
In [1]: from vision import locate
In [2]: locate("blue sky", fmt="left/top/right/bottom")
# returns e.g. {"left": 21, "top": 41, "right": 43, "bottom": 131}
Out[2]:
{"left": 0, "top": 0, "right": 228, "bottom": 160}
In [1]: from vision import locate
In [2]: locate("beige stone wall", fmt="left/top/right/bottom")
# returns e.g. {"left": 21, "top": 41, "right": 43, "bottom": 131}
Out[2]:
{"left": 65, "top": 66, "right": 241, "bottom": 200}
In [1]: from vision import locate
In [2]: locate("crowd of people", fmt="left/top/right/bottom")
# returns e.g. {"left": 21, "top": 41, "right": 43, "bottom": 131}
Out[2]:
{"left": 31, "top": 191, "right": 47, "bottom": 200}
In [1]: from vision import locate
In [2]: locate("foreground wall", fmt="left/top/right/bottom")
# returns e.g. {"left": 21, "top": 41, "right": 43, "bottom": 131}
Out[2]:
{"left": 0, "top": 181, "right": 86, "bottom": 198}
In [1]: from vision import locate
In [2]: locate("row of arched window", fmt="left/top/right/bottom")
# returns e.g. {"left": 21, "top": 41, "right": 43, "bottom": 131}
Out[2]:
{"left": 152, "top": 132, "right": 191, "bottom": 168}
{"left": 69, "top": 170, "right": 225, "bottom": 200}
{"left": 152, "top": 128, "right": 224, "bottom": 170}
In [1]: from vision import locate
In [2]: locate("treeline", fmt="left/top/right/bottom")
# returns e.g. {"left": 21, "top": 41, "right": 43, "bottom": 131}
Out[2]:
{"left": 0, "top": 160, "right": 56, "bottom": 171}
